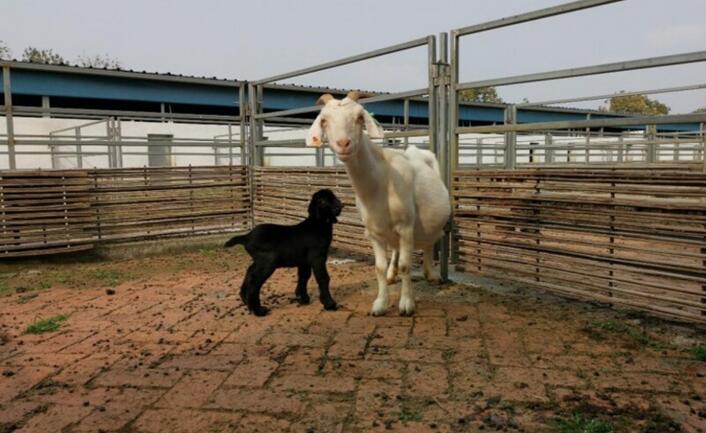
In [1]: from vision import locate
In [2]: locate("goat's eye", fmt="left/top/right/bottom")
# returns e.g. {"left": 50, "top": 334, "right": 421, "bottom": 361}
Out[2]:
{"left": 356, "top": 114, "right": 364, "bottom": 125}
{"left": 320, "top": 118, "right": 327, "bottom": 127}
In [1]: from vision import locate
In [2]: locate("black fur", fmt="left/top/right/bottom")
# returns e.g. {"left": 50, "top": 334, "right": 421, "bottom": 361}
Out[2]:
{"left": 224, "top": 189, "right": 343, "bottom": 316}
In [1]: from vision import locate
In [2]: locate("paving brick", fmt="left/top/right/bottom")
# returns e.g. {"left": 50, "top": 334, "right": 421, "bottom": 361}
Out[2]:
{"left": 73, "top": 388, "right": 163, "bottom": 432}
{"left": 0, "top": 366, "right": 56, "bottom": 404}
{"left": 133, "top": 408, "right": 240, "bottom": 433}
{"left": 260, "top": 331, "right": 328, "bottom": 348}
{"left": 270, "top": 373, "right": 356, "bottom": 394}
{"left": 328, "top": 332, "right": 369, "bottom": 359}
{"left": 370, "top": 326, "right": 410, "bottom": 348}
{"left": 279, "top": 347, "right": 325, "bottom": 376}
{"left": 156, "top": 370, "right": 228, "bottom": 408}
{"left": 158, "top": 354, "right": 240, "bottom": 371}
{"left": 92, "top": 366, "right": 183, "bottom": 388}
{"left": 324, "top": 359, "right": 403, "bottom": 381}
{"left": 222, "top": 356, "right": 278, "bottom": 388}
{"left": 355, "top": 379, "right": 402, "bottom": 424}
{"left": 205, "top": 388, "right": 304, "bottom": 414}
{"left": 14, "top": 404, "right": 92, "bottom": 433}
{"left": 237, "top": 413, "right": 291, "bottom": 433}
{"left": 413, "top": 317, "right": 447, "bottom": 337}
{"left": 289, "top": 399, "right": 350, "bottom": 433}
{"left": 407, "top": 363, "right": 449, "bottom": 396}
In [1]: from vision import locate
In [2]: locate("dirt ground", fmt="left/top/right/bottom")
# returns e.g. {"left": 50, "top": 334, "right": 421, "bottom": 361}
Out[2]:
{"left": 0, "top": 243, "right": 705, "bottom": 433}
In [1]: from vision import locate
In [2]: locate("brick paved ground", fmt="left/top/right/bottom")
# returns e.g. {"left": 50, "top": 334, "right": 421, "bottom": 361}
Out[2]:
{"left": 0, "top": 247, "right": 704, "bottom": 432}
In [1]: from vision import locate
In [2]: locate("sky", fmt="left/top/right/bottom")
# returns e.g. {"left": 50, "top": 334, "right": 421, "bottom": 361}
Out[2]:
{"left": 3, "top": 0, "right": 706, "bottom": 112}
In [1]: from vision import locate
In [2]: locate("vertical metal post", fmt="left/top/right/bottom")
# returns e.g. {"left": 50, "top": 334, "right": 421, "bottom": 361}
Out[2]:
{"left": 449, "top": 31, "right": 459, "bottom": 174}
{"left": 699, "top": 122, "right": 706, "bottom": 171}
{"left": 106, "top": 118, "right": 115, "bottom": 168}
{"left": 403, "top": 98, "right": 409, "bottom": 148}
{"left": 646, "top": 124, "right": 657, "bottom": 163}
{"left": 227, "top": 123, "right": 233, "bottom": 166}
{"left": 503, "top": 104, "right": 517, "bottom": 169}
{"left": 476, "top": 138, "right": 482, "bottom": 168}
{"left": 3, "top": 66, "right": 16, "bottom": 169}
{"left": 75, "top": 127, "right": 83, "bottom": 168}
{"left": 617, "top": 133, "right": 624, "bottom": 163}
{"left": 427, "top": 35, "right": 437, "bottom": 156}
{"left": 545, "top": 133, "right": 554, "bottom": 163}
{"left": 41, "top": 96, "right": 50, "bottom": 118}
{"left": 585, "top": 113, "right": 591, "bottom": 163}
{"left": 116, "top": 118, "right": 123, "bottom": 168}
{"left": 239, "top": 85, "right": 247, "bottom": 165}
{"left": 436, "top": 32, "right": 450, "bottom": 283}
{"left": 248, "top": 83, "right": 259, "bottom": 168}
{"left": 247, "top": 83, "right": 259, "bottom": 227}
{"left": 256, "top": 85, "right": 265, "bottom": 166}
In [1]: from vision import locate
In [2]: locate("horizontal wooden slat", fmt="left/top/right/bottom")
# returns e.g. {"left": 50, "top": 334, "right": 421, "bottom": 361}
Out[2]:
{"left": 0, "top": 166, "right": 251, "bottom": 257}
{"left": 453, "top": 167, "right": 706, "bottom": 324}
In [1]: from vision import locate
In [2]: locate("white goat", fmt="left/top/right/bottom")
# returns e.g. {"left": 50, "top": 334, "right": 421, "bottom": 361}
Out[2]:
{"left": 306, "top": 92, "right": 451, "bottom": 316}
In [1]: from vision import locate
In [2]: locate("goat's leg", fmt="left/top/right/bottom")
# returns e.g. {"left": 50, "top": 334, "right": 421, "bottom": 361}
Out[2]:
{"left": 295, "top": 264, "right": 312, "bottom": 305}
{"left": 386, "top": 249, "right": 399, "bottom": 284}
{"left": 370, "top": 239, "right": 390, "bottom": 316}
{"left": 398, "top": 228, "right": 416, "bottom": 316}
{"left": 423, "top": 245, "right": 442, "bottom": 283}
{"left": 239, "top": 263, "right": 255, "bottom": 305}
{"left": 312, "top": 259, "right": 337, "bottom": 311}
{"left": 247, "top": 263, "right": 275, "bottom": 316}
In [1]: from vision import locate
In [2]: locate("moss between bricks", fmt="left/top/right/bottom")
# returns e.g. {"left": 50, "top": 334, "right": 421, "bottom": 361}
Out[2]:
{"left": 23, "top": 315, "right": 69, "bottom": 335}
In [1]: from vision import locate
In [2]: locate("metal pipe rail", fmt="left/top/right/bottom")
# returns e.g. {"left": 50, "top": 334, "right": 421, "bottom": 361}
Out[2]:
{"left": 455, "top": 113, "right": 706, "bottom": 134}
{"left": 452, "top": 0, "right": 622, "bottom": 37}
{"left": 456, "top": 51, "right": 706, "bottom": 91}
{"left": 253, "top": 37, "right": 431, "bottom": 85}
{"left": 253, "top": 87, "right": 429, "bottom": 120}
{"left": 517, "top": 82, "right": 706, "bottom": 107}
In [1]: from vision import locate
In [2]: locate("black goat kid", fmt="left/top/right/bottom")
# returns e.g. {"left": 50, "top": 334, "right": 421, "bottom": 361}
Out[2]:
{"left": 224, "top": 189, "right": 343, "bottom": 316}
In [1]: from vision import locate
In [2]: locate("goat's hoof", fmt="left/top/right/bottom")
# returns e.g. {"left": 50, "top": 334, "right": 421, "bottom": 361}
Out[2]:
{"left": 370, "top": 298, "right": 388, "bottom": 316}
{"left": 398, "top": 297, "right": 416, "bottom": 316}
{"left": 251, "top": 306, "right": 270, "bottom": 317}
{"left": 295, "top": 295, "right": 311, "bottom": 305}
{"left": 322, "top": 300, "right": 338, "bottom": 311}
{"left": 424, "top": 272, "right": 443, "bottom": 284}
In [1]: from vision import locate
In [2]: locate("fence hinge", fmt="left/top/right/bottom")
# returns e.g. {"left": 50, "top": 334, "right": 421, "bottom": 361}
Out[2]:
{"left": 433, "top": 63, "right": 451, "bottom": 87}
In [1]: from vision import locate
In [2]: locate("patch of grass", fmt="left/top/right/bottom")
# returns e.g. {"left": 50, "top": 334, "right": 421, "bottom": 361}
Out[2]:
{"left": 691, "top": 346, "right": 706, "bottom": 362}
{"left": 442, "top": 349, "right": 456, "bottom": 362}
{"left": 0, "top": 279, "right": 11, "bottom": 296}
{"left": 23, "top": 315, "right": 68, "bottom": 335}
{"left": 583, "top": 320, "right": 667, "bottom": 350}
{"left": 90, "top": 269, "right": 125, "bottom": 287}
{"left": 557, "top": 414, "right": 614, "bottom": 433}
{"left": 398, "top": 397, "right": 424, "bottom": 423}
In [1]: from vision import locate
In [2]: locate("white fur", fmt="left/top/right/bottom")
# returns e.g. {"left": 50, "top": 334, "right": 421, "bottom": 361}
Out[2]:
{"left": 307, "top": 95, "right": 451, "bottom": 316}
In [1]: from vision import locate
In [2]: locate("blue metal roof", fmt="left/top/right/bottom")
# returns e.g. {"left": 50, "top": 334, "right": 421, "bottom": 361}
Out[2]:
{"left": 0, "top": 61, "right": 696, "bottom": 131}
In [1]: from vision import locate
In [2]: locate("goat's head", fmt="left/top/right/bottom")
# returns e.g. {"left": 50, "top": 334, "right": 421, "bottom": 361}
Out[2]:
{"left": 308, "top": 188, "right": 343, "bottom": 223}
{"left": 306, "top": 92, "right": 384, "bottom": 162}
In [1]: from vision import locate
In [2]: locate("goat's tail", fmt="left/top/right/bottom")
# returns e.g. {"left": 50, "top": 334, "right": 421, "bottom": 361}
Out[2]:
{"left": 224, "top": 233, "right": 249, "bottom": 248}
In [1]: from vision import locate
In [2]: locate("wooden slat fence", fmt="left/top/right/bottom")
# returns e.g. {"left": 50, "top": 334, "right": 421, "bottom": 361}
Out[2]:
{"left": 0, "top": 166, "right": 250, "bottom": 257}
{"left": 253, "top": 167, "right": 371, "bottom": 256}
{"left": 453, "top": 167, "right": 706, "bottom": 324}
{"left": 0, "top": 170, "right": 94, "bottom": 257}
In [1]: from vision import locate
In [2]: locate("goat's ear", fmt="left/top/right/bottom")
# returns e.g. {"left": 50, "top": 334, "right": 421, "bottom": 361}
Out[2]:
{"left": 362, "top": 111, "right": 384, "bottom": 139}
{"left": 307, "top": 194, "right": 321, "bottom": 219}
{"left": 306, "top": 113, "right": 325, "bottom": 147}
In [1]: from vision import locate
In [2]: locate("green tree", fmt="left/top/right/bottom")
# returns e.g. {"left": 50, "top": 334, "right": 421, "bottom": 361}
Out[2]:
{"left": 608, "top": 92, "right": 669, "bottom": 115}
{"left": 459, "top": 86, "right": 504, "bottom": 104}
{"left": 0, "top": 40, "right": 10, "bottom": 60}
{"left": 77, "top": 53, "right": 121, "bottom": 69}
{"left": 22, "top": 47, "right": 65, "bottom": 64}
{"left": 692, "top": 107, "right": 706, "bottom": 113}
